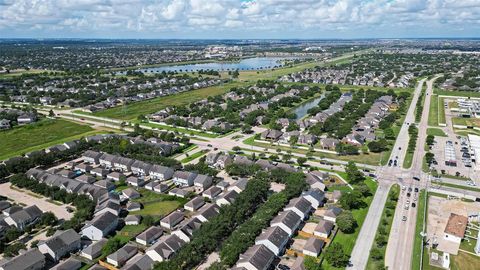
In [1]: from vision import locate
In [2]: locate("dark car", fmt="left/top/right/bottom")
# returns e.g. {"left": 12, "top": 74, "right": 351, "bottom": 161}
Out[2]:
{"left": 412, "top": 203, "right": 416, "bottom": 208}
{"left": 407, "top": 192, "right": 411, "bottom": 197}
{"left": 413, "top": 176, "right": 420, "bottom": 181}
{"left": 414, "top": 187, "right": 419, "bottom": 192}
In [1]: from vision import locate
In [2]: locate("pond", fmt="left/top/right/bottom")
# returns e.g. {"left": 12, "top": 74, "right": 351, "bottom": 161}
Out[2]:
{"left": 293, "top": 95, "right": 325, "bottom": 120}
{"left": 117, "top": 57, "right": 296, "bottom": 74}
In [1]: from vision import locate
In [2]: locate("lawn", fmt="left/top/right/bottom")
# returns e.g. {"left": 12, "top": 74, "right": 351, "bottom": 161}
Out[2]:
{"left": 322, "top": 179, "right": 378, "bottom": 270}
{"left": 450, "top": 251, "right": 480, "bottom": 270}
{"left": 427, "top": 128, "right": 447, "bottom": 137}
{"left": 0, "top": 119, "right": 99, "bottom": 160}
{"left": 435, "top": 89, "right": 480, "bottom": 98}
{"left": 138, "top": 121, "right": 219, "bottom": 138}
{"left": 403, "top": 151, "right": 414, "bottom": 169}
{"left": 439, "top": 182, "right": 480, "bottom": 192}
{"left": 411, "top": 190, "right": 427, "bottom": 270}
{"left": 113, "top": 224, "right": 148, "bottom": 244}
{"left": 181, "top": 149, "right": 209, "bottom": 164}
{"left": 438, "top": 97, "right": 446, "bottom": 125}
{"left": 452, "top": 117, "right": 480, "bottom": 128}
{"left": 130, "top": 189, "right": 187, "bottom": 218}
{"left": 428, "top": 94, "right": 439, "bottom": 126}
{"left": 93, "top": 81, "right": 248, "bottom": 120}
{"left": 365, "top": 184, "right": 399, "bottom": 270}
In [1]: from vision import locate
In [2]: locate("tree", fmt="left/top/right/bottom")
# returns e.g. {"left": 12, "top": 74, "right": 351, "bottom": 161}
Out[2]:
{"left": 425, "top": 152, "right": 435, "bottom": 166}
{"left": 137, "top": 114, "right": 147, "bottom": 122}
{"left": 336, "top": 210, "right": 357, "bottom": 233}
{"left": 367, "top": 140, "right": 389, "bottom": 153}
{"left": 304, "top": 256, "right": 323, "bottom": 270}
{"left": 48, "top": 109, "right": 55, "bottom": 117}
{"left": 297, "top": 157, "right": 307, "bottom": 167}
{"left": 232, "top": 146, "right": 241, "bottom": 153}
{"left": 40, "top": 212, "right": 58, "bottom": 226}
{"left": 384, "top": 127, "right": 395, "bottom": 140}
{"left": 426, "top": 135, "right": 435, "bottom": 146}
{"left": 339, "top": 190, "right": 365, "bottom": 210}
{"left": 355, "top": 183, "right": 371, "bottom": 197}
{"left": 241, "top": 124, "right": 252, "bottom": 134}
{"left": 142, "top": 215, "right": 155, "bottom": 227}
{"left": 103, "top": 238, "right": 122, "bottom": 256}
{"left": 324, "top": 243, "right": 349, "bottom": 268}
{"left": 370, "top": 247, "right": 384, "bottom": 261}
{"left": 345, "top": 161, "right": 365, "bottom": 184}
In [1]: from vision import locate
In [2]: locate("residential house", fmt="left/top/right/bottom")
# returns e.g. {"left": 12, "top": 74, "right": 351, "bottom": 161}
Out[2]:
{"left": 194, "top": 203, "right": 220, "bottom": 223}
{"left": 90, "top": 167, "right": 109, "bottom": 178}
{"left": 94, "top": 200, "right": 120, "bottom": 217}
{"left": 184, "top": 197, "right": 205, "bottom": 212}
{"left": 301, "top": 189, "right": 325, "bottom": 209}
{"left": 172, "top": 217, "right": 203, "bottom": 243}
{"left": 17, "top": 113, "right": 37, "bottom": 125}
{"left": 4, "top": 205, "right": 43, "bottom": 230}
{"left": 112, "top": 157, "right": 134, "bottom": 172}
{"left": 107, "top": 172, "right": 125, "bottom": 182}
{"left": 121, "top": 254, "right": 154, "bottom": 270}
{"left": 444, "top": 213, "right": 468, "bottom": 243}
{"left": 203, "top": 186, "right": 222, "bottom": 200}
{"left": 106, "top": 244, "right": 138, "bottom": 267}
{"left": 235, "top": 244, "right": 275, "bottom": 270}
{"left": 172, "top": 171, "right": 197, "bottom": 187}
{"left": 260, "top": 129, "right": 283, "bottom": 141}
{"left": 0, "top": 248, "right": 45, "bottom": 270}
{"left": 216, "top": 190, "right": 239, "bottom": 206}
{"left": 323, "top": 206, "right": 342, "bottom": 223}
{"left": 214, "top": 154, "right": 232, "bottom": 169}
{"left": 193, "top": 174, "right": 213, "bottom": 191}
{"left": 146, "top": 234, "right": 185, "bottom": 262}
{"left": 81, "top": 212, "right": 119, "bottom": 241}
{"left": 168, "top": 188, "right": 189, "bottom": 198}
{"left": 160, "top": 211, "right": 184, "bottom": 230}
{"left": 154, "top": 183, "right": 169, "bottom": 194}
{"left": 136, "top": 226, "right": 163, "bottom": 246}
{"left": 51, "top": 258, "right": 82, "bottom": 270}
{"left": 255, "top": 226, "right": 289, "bottom": 256}
{"left": 314, "top": 219, "right": 334, "bottom": 238}
{"left": 80, "top": 239, "right": 108, "bottom": 260}
{"left": 303, "top": 237, "right": 325, "bottom": 257}
{"left": 126, "top": 201, "right": 142, "bottom": 212}
{"left": 38, "top": 229, "right": 81, "bottom": 261}
{"left": 131, "top": 160, "right": 152, "bottom": 176}
{"left": 284, "top": 197, "right": 312, "bottom": 220}
{"left": 127, "top": 176, "right": 144, "bottom": 187}
{"left": 228, "top": 178, "right": 248, "bottom": 193}
{"left": 270, "top": 210, "right": 302, "bottom": 236}
{"left": 149, "top": 165, "right": 174, "bottom": 181}
{"left": 125, "top": 215, "right": 142, "bottom": 226}
{"left": 122, "top": 188, "right": 140, "bottom": 200}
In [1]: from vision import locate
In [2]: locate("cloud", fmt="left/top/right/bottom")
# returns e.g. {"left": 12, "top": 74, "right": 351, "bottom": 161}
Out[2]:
{"left": 0, "top": 0, "right": 478, "bottom": 38}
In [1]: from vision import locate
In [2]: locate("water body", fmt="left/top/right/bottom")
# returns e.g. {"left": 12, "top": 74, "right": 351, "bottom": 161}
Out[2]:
{"left": 118, "top": 57, "right": 296, "bottom": 74}
{"left": 293, "top": 95, "right": 325, "bottom": 120}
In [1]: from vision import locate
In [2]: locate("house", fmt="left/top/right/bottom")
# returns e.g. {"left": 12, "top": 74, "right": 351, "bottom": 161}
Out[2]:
{"left": 203, "top": 186, "right": 222, "bottom": 200}
{"left": 121, "top": 254, "right": 154, "bottom": 270}
{"left": 51, "top": 258, "right": 82, "bottom": 270}
{"left": 303, "top": 237, "right": 325, "bottom": 257}
{"left": 127, "top": 176, "right": 145, "bottom": 187}
{"left": 17, "top": 113, "right": 37, "bottom": 125}
{"left": 255, "top": 159, "right": 275, "bottom": 171}
{"left": 160, "top": 211, "right": 184, "bottom": 230}
{"left": 233, "top": 155, "right": 254, "bottom": 166}
{"left": 193, "top": 174, "right": 213, "bottom": 191}
{"left": 319, "top": 138, "right": 339, "bottom": 150}
{"left": 228, "top": 178, "right": 248, "bottom": 193}
{"left": 214, "top": 154, "right": 232, "bottom": 169}
{"left": 328, "top": 190, "right": 342, "bottom": 203}
{"left": 168, "top": 188, "right": 189, "bottom": 198}
{"left": 106, "top": 244, "right": 138, "bottom": 267}
{"left": 75, "top": 163, "right": 92, "bottom": 173}
{"left": 99, "top": 153, "right": 117, "bottom": 168}
{"left": 216, "top": 181, "right": 230, "bottom": 191}
{"left": 184, "top": 197, "right": 205, "bottom": 212}
{"left": 154, "top": 183, "right": 169, "bottom": 194}
{"left": 81, "top": 212, "right": 119, "bottom": 240}
{"left": 144, "top": 181, "right": 156, "bottom": 191}
{"left": 302, "top": 189, "right": 325, "bottom": 209}
{"left": 276, "top": 162, "right": 297, "bottom": 173}
{"left": 235, "top": 244, "right": 275, "bottom": 270}
{"left": 131, "top": 160, "right": 152, "bottom": 176}
{"left": 444, "top": 213, "right": 468, "bottom": 243}
{"left": 94, "top": 180, "right": 115, "bottom": 191}
{"left": 270, "top": 210, "right": 302, "bottom": 236}
{"left": 112, "top": 157, "right": 134, "bottom": 172}
{"left": 80, "top": 239, "right": 108, "bottom": 260}
{"left": 0, "top": 248, "right": 45, "bottom": 270}
{"left": 4, "top": 205, "right": 43, "bottom": 230}
{"left": 172, "top": 217, "right": 203, "bottom": 243}
{"left": 106, "top": 172, "right": 125, "bottom": 182}
{"left": 298, "top": 134, "right": 317, "bottom": 145}
{"left": 206, "top": 152, "right": 220, "bottom": 166}
{"left": 125, "top": 215, "right": 142, "bottom": 225}
{"left": 146, "top": 234, "right": 185, "bottom": 262}
{"left": 194, "top": 203, "right": 220, "bottom": 223}
{"left": 255, "top": 226, "right": 289, "bottom": 255}
{"left": 38, "top": 229, "right": 81, "bottom": 261}
{"left": 173, "top": 171, "right": 197, "bottom": 187}
{"left": 90, "top": 167, "right": 109, "bottom": 178}
{"left": 314, "top": 219, "right": 334, "bottom": 238}
{"left": 216, "top": 190, "right": 239, "bottom": 206}
{"left": 290, "top": 256, "right": 306, "bottom": 270}
{"left": 284, "top": 197, "right": 312, "bottom": 220}
{"left": 149, "top": 165, "right": 174, "bottom": 181}
{"left": 260, "top": 129, "right": 283, "bottom": 141}
{"left": 324, "top": 206, "right": 342, "bottom": 222}
{"left": 57, "top": 169, "right": 76, "bottom": 179}
{"left": 122, "top": 188, "right": 141, "bottom": 200}
{"left": 126, "top": 201, "right": 142, "bottom": 212}
{"left": 136, "top": 226, "right": 163, "bottom": 246}
{"left": 95, "top": 200, "right": 120, "bottom": 217}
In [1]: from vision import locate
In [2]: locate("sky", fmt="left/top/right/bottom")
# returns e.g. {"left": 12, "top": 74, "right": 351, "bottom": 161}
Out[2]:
{"left": 0, "top": 0, "right": 479, "bottom": 39}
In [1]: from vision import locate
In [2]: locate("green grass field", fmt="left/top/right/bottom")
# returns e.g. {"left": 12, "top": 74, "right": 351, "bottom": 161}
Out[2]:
{"left": 322, "top": 179, "right": 378, "bottom": 270}
{"left": 428, "top": 94, "right": 439, "bottom": 126}
{"left": 130, "top": 189, "right": 186, "bottom": 218}
{"left": 452, "top": 117, "right": 480, "bottom": 128}
{"left": 411, "top": 190, "right": 427, "bottom": 270}
{"left": 181, "top": 149, "right": 209, "bottom": 164}
{"left": 435, "top": 89, "right": 480, "bottom": 98}
{"left": 0, "top": 119, "right": 98, "bottom": 160}
{"left": 93, "top": 81, "right": 247, "bottom": 120}
{"left": 366, "top": 184, "right": 400, "bottom": 270}
{"left": 427, "top": 128, "right": 447, "bottom": 137}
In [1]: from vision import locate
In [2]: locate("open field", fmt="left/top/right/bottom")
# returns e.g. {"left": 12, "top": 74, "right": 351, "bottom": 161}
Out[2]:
{"left": 93, "top": 81, "right": 247, "bottom": 120}
{"left": 452, "top": 117, "right": 480, "bottom": 128}
{"left": 438, "top": 97, "right": 446, "bottom": 125}
{"left": 435, "top": 89, "right": 480, "bottom": 98}
{"left": 451, "top": 251, "right": 480, "bottom": 270}
{"left": 428, "top": 94, "right": 439, "bottom": 126}
{"left": 427, "top": 128, "right": 447, "bottom": 137}
{"left": 130, "top": 190, "right": 186, "bottom": 218}
{"left": 0, "top": 119, "right": 100, "bottom": 160}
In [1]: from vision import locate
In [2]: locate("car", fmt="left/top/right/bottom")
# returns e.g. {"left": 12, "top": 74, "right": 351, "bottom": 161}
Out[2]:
{"left": 413, "top": 176, "right": 420, "bottom": 181}
{"left": 399, "top": 147, "right": 402, "bottom": 150}
{"left": 408, "top": 187, "right": 412, "bottom": 192}
{"left": 369, "top": 173, "right": 377, "bottom": 178}
{"left": 214, "top": 148, "right": 218, "bottom": 151}
{"left": 80, "top": 118, "right": 85, "bottom": 121}
{"left": 402, "top": 185, "right": 406, "bottom": 191}
{"left": 414, "top": 187, "right": 419, "bottom": 192}
{"left": 407, "top": 192, "right": 411, "bottom": 197}
{"left": 402, "top": 216, "right": 407, "bottom": 221}
{"left": 394, "top": 160, "right": 398, "bottom": 166}
{"left": 412, "top": 203, "right": 416, "bottom": 208}
{"left": 207, "top": 144, "right": 212, "bottom": 147}
{"left": 406, "top": 200, "right": 410, "bottom": 204}
{"left": 404, "top": 204, "right": 409, "bottom": 210}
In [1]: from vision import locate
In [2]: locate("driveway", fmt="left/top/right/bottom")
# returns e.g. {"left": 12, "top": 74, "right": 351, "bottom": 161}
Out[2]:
{"left": 0, "top": 182, "right": 74, "bottom": 220}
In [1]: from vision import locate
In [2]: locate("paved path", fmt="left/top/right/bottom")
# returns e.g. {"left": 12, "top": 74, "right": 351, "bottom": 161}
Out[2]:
{"left": 0, "top": 182, "right": 74, "bottom": 221}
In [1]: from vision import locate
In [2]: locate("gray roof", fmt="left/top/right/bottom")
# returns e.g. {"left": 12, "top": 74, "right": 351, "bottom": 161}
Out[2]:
{"left": 271, "top": 210, "right": 302, "bottom": 230}
{"left": 107, "top": 244, "right": 137, "bottom": 264}
{"left": 194, "top": 174, "right": 212, "bottom": 186}
{"left": 161, "top": 211, "right": 184, "bottom": 226}
{"left": 196, "top": 203, "right": 219, "bottom": 221}
{"left": 84, "top": 211, "right": 118, "bottom": 232}
{"left": 303, "top": 237, "right": 325, "bottom": 254}
{"left": 8, "top": 205, "right": 42, "bottom": 225}
{"left": 121, "top": 254, "right": 154, "bottom": 270}
{"left": 88, "top": 265, "right": 107, "bottom": 270}
{"left": 325, "top": 206, "right": 342, "bottom": 218}
{"left": 150, "top": 165, "right": 173, "bottom": 175}
{"left": 39, "top": 229, "right": 80, "bottom": 253}
{"left": 315, "top": 219, "right": 334, "bottom": 235}
{"left": 81, "top": 239, "right": 108, "bottom": 259}
{"left": 0, "top": 248, "right": 45, "bottom": 270}
{"left": 286, "top": 197, "right": 312, "bottom": 214}
{"left": 51, "top": 257, "right": 82, "bottom": 270}
{"left": 203, "top": 186, "right": 222, "bottom": 198}
{"left": 83, "top": 150, "right": 102, "bottom": 159}
{"left": 125, "top": 215, "right": 142, "bottom": 223}
{"left": 177, "top": 217, "right": 203, "bottom": 238}
{"left": 256, "top": 226, "right": 289, "bottom": 248}
{"left": 185, "top": 197, "right": 205, "bottom": 210}
{"left": 302, "top": 189, "right": 325, "bottom": 203}
{"left": 237, "top": 244, "right": 274, "bottom": 270}
{"left": 136, "top": 226, "right": 163, "bottom": 243}
{"left": 148, "top": 234, "right": 185, "bottom": 260}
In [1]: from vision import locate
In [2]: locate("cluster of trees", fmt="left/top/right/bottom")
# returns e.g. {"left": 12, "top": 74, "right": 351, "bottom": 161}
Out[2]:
{"left": 219, "top": 169, "right": 307, "bottom": 266}
{"left": 307, "top": 87, "right": 342, "bottom": 115}
{"left": 0, "top": 140, "right": 93, "bottom": 180}
{"left": 183, "top": 157, "right": 219, "bottom": 177}
{"left": 370, "top": 185, "right": 399, "bottom": 266}
{"left": 154, "top": 177, "right": 270, "bottom": 270}
{"left": 415, "top": 88, "right": 425, "bottom": 122}
{"left": 407, "top": 125, "right": 419, "bottom": 155}
{"left": 10, "top": 174, "right": 95, "bottom": 231}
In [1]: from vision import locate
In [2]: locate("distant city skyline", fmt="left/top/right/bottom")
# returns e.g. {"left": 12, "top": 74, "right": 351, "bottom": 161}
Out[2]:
{"left": 0, "top": 0, "right": 479, "bottom": 39}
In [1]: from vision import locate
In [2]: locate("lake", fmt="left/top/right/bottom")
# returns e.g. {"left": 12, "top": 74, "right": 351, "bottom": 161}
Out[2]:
{"left": 118, "top": 57, "right": 296, "bottom": 74}
{"left": 293, "top": 95, "right": 324, "bottom": 120}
